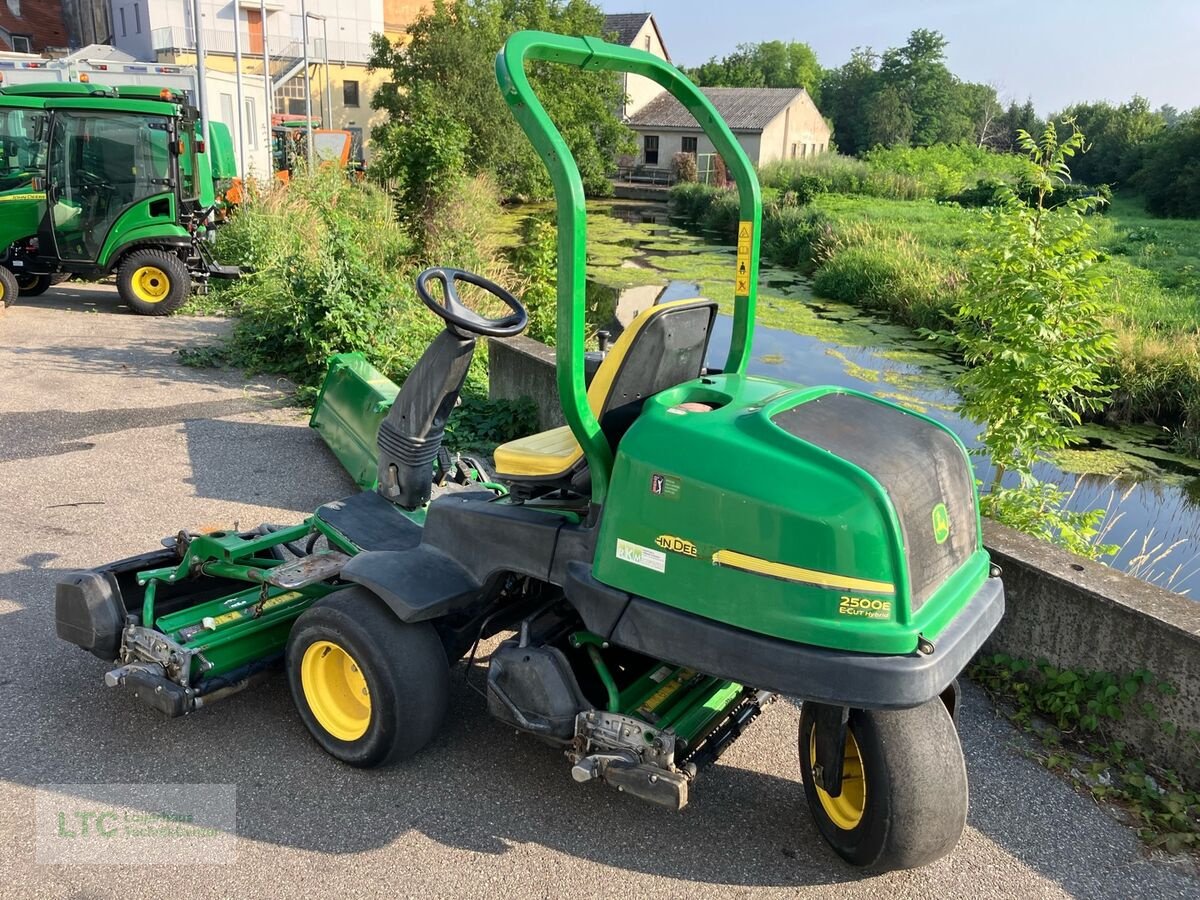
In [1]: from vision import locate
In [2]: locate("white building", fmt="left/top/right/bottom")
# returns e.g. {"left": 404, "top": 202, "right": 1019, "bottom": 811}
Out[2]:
{"left": 602, "top": 12, "right": 670, "bottom": 120}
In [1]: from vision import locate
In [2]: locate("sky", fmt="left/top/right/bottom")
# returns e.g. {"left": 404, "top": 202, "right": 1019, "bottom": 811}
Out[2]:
{"left": 598, "top": 1, "right": 1200, "bottom": 114}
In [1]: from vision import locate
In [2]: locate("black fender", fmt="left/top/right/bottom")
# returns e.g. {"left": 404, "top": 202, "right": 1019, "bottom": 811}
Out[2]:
{"left": 339, "top": 548, "right": 482, "bottom": 622}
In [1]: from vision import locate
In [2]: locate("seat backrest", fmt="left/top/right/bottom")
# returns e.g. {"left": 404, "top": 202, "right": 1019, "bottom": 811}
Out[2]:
{"left": 585, "top": 298, "right": 717, "bottom": 449}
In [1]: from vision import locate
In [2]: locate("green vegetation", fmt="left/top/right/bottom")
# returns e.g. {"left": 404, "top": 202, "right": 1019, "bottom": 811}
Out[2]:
{"left": 943, "top": 122, "right": 1115, "bottom": 556}
{"left": 671, "top": 164, "right": 1200, "bottom": 453}
{"left": 686, "top": 40, "right": 823, "bottom": 102}
{"left": 201, "top": 166, "right": 536, "bottom": 451}
{"left": 367, "top": 0, "right": 633, "bottom": 202}
{"left": 972, "top": 654, "right": 1199, "bottom": 854}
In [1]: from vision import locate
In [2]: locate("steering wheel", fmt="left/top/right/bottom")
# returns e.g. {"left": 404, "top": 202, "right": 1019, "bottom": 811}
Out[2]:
{"left": 415, "top": 267, "right": 528, "bottom": 338}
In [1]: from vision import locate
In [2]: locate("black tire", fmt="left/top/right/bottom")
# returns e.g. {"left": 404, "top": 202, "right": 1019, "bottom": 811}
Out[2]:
{"left": 16, "top": 272, "right": 52, "bottom": 296}
{"left": 116, "top": 249, "right": 191, "bottom": 315}
{"left": 799, "top": 699, "right": 968, "bottom": 871}
{"left": 0, "top": 266, "right": 16, "bottom": 309}
{"left": 50, "top": 273, "right": 72, "bottom": 285}
{"left": 286, "top": 587, "right": 449, "bottom": 767}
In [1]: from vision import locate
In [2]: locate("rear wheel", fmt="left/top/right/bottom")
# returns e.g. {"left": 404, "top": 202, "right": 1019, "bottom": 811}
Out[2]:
{"left": 286, "top": 587, "right": 449, "bottom": 767}
{"left": 0, "top": 266, "right": 16, "bottom": 309}
{"left": 116, "top": 249, "right": 191, "bottom": 315}
{"left": 16, "top": 273, "right": 52, "bottom": 296}
{"left": 799, "top": 699, "right": 968, "bottom": 871}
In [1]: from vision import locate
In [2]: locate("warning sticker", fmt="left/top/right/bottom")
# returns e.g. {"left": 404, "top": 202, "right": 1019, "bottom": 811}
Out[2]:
{"left": 735, "top": 220, "right": 753, "bottom": 294}
{"left": 616, "top": 539, "right": 666, "bottom": 573}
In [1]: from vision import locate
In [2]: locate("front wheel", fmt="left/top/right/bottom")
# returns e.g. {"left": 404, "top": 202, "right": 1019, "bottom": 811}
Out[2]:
{"left": 799, "top": 699, "right": 968, "bottom": 871}
{"left": 0, "top": 266, "right": 16, "bottom": 309}
{"left": 116, "top": 249, "right": 191, "bottom": 315}
{"left": 286, "top": 587, "right": 449, "bottom": 767}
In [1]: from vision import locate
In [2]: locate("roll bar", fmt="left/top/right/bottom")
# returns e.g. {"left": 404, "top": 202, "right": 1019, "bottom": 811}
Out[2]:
{"left": 496, "top": 31, "right": 761, "bottom": 506}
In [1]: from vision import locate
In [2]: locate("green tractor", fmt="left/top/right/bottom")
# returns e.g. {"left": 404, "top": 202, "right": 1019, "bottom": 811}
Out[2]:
{"left": 54, "top": 33, "right": 1003, "bottom": 872}
{"left": 0, "top": 82, "right": 239, "bottom": 315}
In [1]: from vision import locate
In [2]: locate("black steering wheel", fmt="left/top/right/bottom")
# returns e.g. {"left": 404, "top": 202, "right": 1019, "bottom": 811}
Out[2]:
{"left": 415, "top": 267, "right": 528, "bottom": 338}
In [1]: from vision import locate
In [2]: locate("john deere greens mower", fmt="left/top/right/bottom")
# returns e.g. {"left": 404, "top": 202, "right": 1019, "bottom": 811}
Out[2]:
{"left": 0, "top": 82, "right": 239, "bottom": 315}
{"left": 55, "top": 33, "right": 1003, "bottom": 872}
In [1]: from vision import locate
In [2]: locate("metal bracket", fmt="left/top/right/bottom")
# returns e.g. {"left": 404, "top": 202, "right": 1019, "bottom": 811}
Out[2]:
{"left": 811, "top": 704, "right": 850, "bottom": 796}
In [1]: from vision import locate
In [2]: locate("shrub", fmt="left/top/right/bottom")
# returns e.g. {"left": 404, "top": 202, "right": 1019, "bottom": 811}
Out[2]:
{"left": 812, "top": 234, "right": 959, "bottom": 330}
{"left": 668, "top": 182, "right": 720, "bottom": 227}
{"left": 700, "top": 188, "right": 741, "bottom": 240}
{"left": 671, "top": 151, "right": 697, "bottom": 183}
{"left": 761, "top": 205, "right": 833, "bottom": 271}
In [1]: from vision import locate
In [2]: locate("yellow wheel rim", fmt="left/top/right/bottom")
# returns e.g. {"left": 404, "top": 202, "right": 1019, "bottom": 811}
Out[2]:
{"left": 811, "top": 726, "right": 867, "bottom": 831}
{"left": 301, "top": 640, "right": 371, "bottom": 741}
{"left": 131, "top": 265, "right": 171, "bottom": 303}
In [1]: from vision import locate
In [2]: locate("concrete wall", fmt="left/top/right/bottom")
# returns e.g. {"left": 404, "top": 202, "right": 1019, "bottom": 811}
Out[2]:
{"left": 983, "top": 520, "right": 1200, "bottom": 783}
{"left": 110, "top": 0, "right": 153, "bottom": 59}
{"left": 760, "top": 91, "right": 830, "bottom": 164}
{"left": 488, "top": 332, "right": 1200, "bottom": 782}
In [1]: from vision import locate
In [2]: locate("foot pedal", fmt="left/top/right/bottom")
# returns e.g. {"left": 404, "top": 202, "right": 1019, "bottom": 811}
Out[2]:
{"left": 265, "top": 551, "right": 349, "bottom": 589}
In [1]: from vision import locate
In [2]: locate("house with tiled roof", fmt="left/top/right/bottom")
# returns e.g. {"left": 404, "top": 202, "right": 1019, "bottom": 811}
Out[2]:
{"left": 0, "top": 0, "right": 69, "bottom": 54}
{"left": 602, "top": 12, "right": 669, "bottom": 119}
{"left": 627, "top": 86, "right": 831, "bottom": 171}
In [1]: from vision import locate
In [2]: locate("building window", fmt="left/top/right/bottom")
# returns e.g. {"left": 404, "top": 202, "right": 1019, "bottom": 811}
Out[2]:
{"left": 244, "top": 98, "right": 257, "bottom": 149}
{"left": 119, "top": 7, "right": 127, "bottom": 37}
{"left": 343, "top": 80, "right": 360, "bottom": 108}
{"left": 643, "top": 135, "right": 659, "bottom": 166}
{"left": 10, "top": 34, "right": 31, "bottom": 53}
{"left": 681, "top": 136, "right": 697, "bottom": 156}
{"left": 133, "top": 2, "right": 141, "bottom": 34}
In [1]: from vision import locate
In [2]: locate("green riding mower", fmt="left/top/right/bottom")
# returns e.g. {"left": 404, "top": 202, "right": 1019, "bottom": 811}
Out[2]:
{"left": 55, "top": 33, "right": 1003, "bottom": 872}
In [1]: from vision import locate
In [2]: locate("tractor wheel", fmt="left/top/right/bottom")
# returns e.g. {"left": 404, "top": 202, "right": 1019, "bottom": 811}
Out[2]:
{"left": 798, "top": 699, "right": 968, "bottom": 871}
{"left": 0, "top": 266, "right": 16, "bottom": 309}
{"left": 16, "top": 273, "right": 52, "bottom": 296}
{"left": 286, "top": 587, "right": 449, "bottom": 768}
{"left": 116, "top": 249, "right": 191, "bottom": 315}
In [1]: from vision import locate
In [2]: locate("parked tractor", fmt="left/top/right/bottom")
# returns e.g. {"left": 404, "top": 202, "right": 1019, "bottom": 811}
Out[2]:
{"left": 0, "top": 82, "right": 239, "bottom": 315}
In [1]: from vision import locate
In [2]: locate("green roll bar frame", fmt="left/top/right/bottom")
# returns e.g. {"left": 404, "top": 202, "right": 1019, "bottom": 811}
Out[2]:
{"left": 496, "top": 31, "right": 763, "bottom": 506}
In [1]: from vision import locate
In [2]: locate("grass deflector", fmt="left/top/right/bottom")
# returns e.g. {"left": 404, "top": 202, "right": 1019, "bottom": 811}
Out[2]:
{"left": 56, "top": 32, "right": 1003, "bottom": 873}
{"left": 0, "top": 82, "right": 239, "bottom": 314}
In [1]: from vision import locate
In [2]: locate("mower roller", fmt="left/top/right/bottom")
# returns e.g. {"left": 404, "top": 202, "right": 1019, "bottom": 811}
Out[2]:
{"left": 56, "top": 32, "right": 1003, "bottom": 872}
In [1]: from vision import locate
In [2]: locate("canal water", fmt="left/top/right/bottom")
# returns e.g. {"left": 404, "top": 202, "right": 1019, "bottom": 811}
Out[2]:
{"left": 495, "top": 200, "right": 1200, "bottom": 596}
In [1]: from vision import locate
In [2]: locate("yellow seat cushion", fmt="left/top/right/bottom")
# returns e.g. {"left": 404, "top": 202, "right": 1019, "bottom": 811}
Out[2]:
{"left": 493, "top": 425, "right": 584, "bottom": 479}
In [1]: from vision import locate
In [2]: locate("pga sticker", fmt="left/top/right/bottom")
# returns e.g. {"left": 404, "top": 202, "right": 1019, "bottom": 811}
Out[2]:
{"left": 616, "top": 538, "right": 666, "bottom": 573}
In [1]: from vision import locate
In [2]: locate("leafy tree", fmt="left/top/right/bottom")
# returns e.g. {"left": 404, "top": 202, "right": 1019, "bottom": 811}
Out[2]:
{"left": 687, "top": 41, "right": 822, "bottom": 101}
{"left": 368, "top": 0, "right": 633, "bottom": 202}
{"left": 1137, "top": 110, "right": 1200, "bottom": 217}
{"left": 1055, "top": 96, "right": 1165, "bottom": 186}
{"left": 877, "top": 29, "right": 972, "bottom": 146}
{"left": 988, "top": 99, "right": 1043, "bottom": 152}
{"left": 819, "top": 47, "right": 879, "bottom": 155}
{"left": 864, "top": 84, "right": 913, "bottom": 148}
{"left": 941, "top": 119, "right": 1115, "bottom": 556}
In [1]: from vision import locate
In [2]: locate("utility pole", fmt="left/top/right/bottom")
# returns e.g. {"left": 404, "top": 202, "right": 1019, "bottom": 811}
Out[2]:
{"left": 231, "top": 0, "right": 247, "bottom": 179}
{"left": 300, "top": 0, "right": 314, "bottom": 170}
{"left": 191, "top": 0, "right": 208, "bottom": 149}
{"left": 260, "top": 0, "right": 272, "bottom": 139}
{"left": 321, "top": 15, "right": 333, "bottom": 131}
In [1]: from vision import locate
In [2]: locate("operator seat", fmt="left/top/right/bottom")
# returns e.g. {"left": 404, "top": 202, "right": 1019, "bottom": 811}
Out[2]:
{"left": 493, "top": 298, "right": 717, "bottom": 496}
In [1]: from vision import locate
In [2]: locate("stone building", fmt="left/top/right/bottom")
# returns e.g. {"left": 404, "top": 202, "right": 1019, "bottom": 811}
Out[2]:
{"left": 627, "top": 86, "right": 831, "bottom": 172}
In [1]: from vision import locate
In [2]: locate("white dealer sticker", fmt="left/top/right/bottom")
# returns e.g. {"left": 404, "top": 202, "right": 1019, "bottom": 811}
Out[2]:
{"left": 616, "top": 538, "right": 666, "bottom": 573}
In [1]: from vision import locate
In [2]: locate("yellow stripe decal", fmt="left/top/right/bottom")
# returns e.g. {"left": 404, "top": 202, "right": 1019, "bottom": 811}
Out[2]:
{"left": 0, "top": 192, "right": 46, "bottom": 202}
{"left": 711, "top": 549, "right": 895, "bottom": 595}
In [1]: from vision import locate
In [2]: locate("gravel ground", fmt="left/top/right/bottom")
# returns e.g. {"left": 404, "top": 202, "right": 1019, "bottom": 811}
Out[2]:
{"left": 0, "top": 284, "right": 1196, "bottom": 899}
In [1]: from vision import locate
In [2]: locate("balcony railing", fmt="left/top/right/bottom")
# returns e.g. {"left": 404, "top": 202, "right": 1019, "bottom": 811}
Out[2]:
{"left": 150, "top": 26, "right": 375, "bottom": 65}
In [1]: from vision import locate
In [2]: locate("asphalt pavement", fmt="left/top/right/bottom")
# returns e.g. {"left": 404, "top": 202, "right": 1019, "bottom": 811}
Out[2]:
{"left": 0, "top": 284, "right": 1197, "bottom": 899}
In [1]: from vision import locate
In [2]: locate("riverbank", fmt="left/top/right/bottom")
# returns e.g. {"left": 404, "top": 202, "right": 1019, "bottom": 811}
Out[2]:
{"left": 669, "top": 184, "right": 1200, "bottom": 451}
